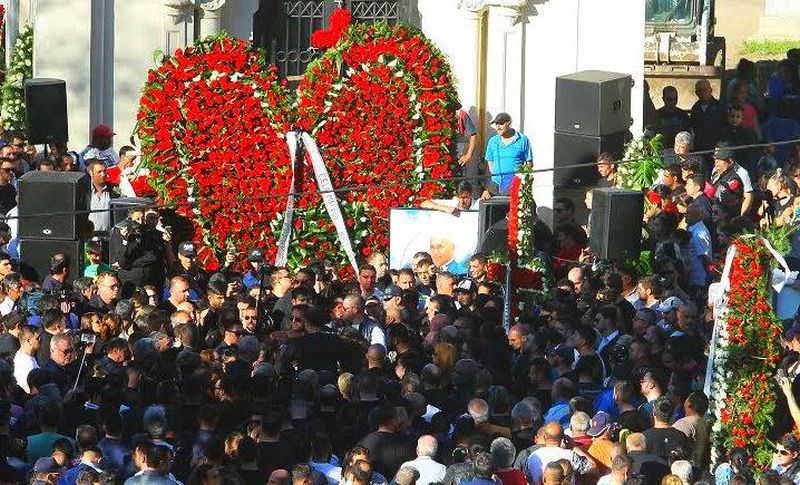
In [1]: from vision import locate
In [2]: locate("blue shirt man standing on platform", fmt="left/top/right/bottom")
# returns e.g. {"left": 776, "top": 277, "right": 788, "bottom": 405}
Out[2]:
{"left": 485, "top": 112, "right": 533, "bottom": 195}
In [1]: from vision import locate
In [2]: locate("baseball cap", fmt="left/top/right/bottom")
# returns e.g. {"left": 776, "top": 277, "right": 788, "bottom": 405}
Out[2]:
{"left": 34, "top": 457, "right": 63, "bottom": 474}
{"left": 491, "top": 112, "right": 512, "bottom": 125}
{"left": 455, "top": 279, "right": 477, "bottom": 294}
{"left": 587, "top": 411, "right": 612, "bottom": 437}
{"left": 658, "top": 296, "right": 683, "bottom": 313}
{"left": 247, "top": 249, "right": 264, "bottom": 263}
{"left": 91, "top": 124, "right": 115, "bottom": 139}
{"left": 547, "top": 343, "right": 574, "bottom": 365}
{"left": 383, "top": 285, "right": 402, "bottom": 300}
{"left": 714, "top": 142, "right": 735, "bottom": 161}
{"left": 178, "top": 241, "right": 196, "bottom": 258}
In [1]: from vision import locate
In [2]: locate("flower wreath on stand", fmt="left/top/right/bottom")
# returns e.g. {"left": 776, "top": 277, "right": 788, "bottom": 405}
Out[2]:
{"left": 487, "top": 169, "right": 552, "bottom": 321}
{"left": 297, "top": 12, "right": 460, "bottom": 260}
{"left": 708, "top": 234, "right": 786, "bottom": 470}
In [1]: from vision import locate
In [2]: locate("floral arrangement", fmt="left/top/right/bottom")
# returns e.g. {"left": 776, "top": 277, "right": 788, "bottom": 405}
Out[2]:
{"left": 709, "top": 237, "right": 783, "bottom": 468}
{"left": 0, "top": 5, "right": 6, "bottom": 85}
{"left": 1, "top": 24, "right": 32, "bottom": 131}
{"left": 138, "top": 15, "right": 458, "bottom": 270}
{"left": 493, "top": 170, "right": 552, "bottom": 319}
{"left": 297, "top": 18, "right": 459, "bottom": 260}
{"left": 617, "top": 133, "right": 664, "bottom": 190}
{"left": 311, "top": 8, "right": 352, "bottom": 49}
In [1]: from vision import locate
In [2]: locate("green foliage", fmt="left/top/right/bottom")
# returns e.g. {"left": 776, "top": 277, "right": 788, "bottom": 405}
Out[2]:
{"left": 742, "top": 39, "right": 800, "bottom": 59}
{"left": 617, "top": 134, "right": 664, "bottom": 191}
{"left": 0, "top": 24, "right": 32, "bottom": 131}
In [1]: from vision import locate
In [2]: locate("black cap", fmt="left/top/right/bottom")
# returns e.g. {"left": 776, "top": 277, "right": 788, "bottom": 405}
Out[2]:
{"left": 178, "top": 241, "right": 196, "bottom": 258}
{"left": 714, "top": 142, "right": 736, "bottom": 161}
{"left": 490, "top": 112, "right": 512, "bottom": 125}
{"left": 455, "top": 279, "right": 477, "bottom": 293}
{"left": 247, "top": 249, "right": 264, "bottom": 263}
{"left": 383, "top": 285, "right": 402, "bottom": 300}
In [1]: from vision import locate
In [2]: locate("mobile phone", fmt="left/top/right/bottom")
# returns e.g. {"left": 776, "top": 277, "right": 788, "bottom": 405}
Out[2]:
{"left": 81, "top": 333, "right": 97, "bottom": 344}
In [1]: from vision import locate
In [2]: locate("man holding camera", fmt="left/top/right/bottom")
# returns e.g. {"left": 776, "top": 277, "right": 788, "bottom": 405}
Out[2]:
{"left": 110, "top": 206, "right": 173, "bottom": 297}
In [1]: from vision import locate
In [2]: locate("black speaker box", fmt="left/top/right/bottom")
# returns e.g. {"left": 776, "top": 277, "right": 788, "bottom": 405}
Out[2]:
{"left": 555, "top": 70, "right": 633, "bottom": 136}
{"left": 589, "top": 188, "right": 644, "bottom": 261}
{"left": 111, "top": 197, "right": 154, "bottom": 227}
{"left": 24, "top": 78, "right": 68, "bottom": 144}
{"left": 554, "top": 131, "right": 629, "bottom": 187}
{"left": 19, "top": 238, "right": 82, "bottom": 284}
{"left": 19, "top": 171, "right": 90, "bottom": 240}
{"left": 478, "top": 197, "right": 510, "bottom": 254}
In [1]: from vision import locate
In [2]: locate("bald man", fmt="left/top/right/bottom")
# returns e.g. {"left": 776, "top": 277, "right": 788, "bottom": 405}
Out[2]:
{"left": 269, "top": 469, "right": 291, "bottom": 485}
{"left": 526, "top": 423, "right": 595, "bottom": 483}
{"left": 689, "top": 79, "right": 724, "bottom": 151}
{"left": 624, "top": 433, "right": 669, "bottom": 485}
{"left": 400, "top": 435, "right": 446, "bottom": 485}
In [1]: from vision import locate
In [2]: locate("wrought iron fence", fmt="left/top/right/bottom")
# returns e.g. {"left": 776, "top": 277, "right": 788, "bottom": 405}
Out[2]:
{"left": 260, "top": 0, "right": 415, "bottom": 81}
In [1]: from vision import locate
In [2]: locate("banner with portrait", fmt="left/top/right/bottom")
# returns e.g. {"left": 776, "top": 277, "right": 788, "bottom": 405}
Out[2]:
{"left": 389, "top": 208, "right": 480, "bottom": 275}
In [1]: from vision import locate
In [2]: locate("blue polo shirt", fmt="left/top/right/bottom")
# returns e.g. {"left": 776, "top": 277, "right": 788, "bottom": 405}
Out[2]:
{"left": 485, "top": 130, "right": 533, "bottom": 193}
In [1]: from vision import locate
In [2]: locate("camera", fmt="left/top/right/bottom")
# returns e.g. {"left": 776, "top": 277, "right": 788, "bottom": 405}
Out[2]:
{"left": 80, "top": 333, "right": 97, "bottom": 344}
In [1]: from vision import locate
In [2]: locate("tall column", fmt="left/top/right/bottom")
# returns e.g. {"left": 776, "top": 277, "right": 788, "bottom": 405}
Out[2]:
{"left": 198, "top": 0, "right": 227, "bottom": 38}
{"left": 455, "top": 1, "right": 485, "bottom": 114}
{"left": 162, "top": 0, "right": 196, "bottom": 53}
{"left": 5, "top": 0, "right": 19, "bottom": 67}
{"left": 483, "top": 0, "right": 527, "bottom": 130}
{"left": 90, "top": 0, "right": 115, "bottom": 130}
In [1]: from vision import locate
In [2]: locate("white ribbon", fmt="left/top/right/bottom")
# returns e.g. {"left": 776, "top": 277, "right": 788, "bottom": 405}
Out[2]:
{"left": 274, "top": 132, "right": 300, "bottom": 267}
{"left": 276, "top": 131, "right": 359, "bottom": 275}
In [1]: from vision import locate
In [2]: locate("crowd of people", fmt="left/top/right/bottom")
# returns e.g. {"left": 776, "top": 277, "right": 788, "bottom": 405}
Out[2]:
{"left": 0, "top": 52, "right": 798, "bottom": 485}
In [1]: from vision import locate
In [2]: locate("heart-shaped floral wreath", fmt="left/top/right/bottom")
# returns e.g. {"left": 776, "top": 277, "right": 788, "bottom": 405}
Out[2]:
{"left": 138, "top": 20, "right": 459, "bottom": 272}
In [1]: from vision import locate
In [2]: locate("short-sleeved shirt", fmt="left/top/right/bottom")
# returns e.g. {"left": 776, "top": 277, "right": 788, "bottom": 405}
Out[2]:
{"left": 485, "top": 131, "right": 533, "bottom": 194}
{"left": 456, "top": 110, "right": 478, "bottom": 157}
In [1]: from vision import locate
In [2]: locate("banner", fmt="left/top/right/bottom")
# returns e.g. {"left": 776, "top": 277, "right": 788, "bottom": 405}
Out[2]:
{"left": 276, "top": 131, "right": 360, "bottom": 275}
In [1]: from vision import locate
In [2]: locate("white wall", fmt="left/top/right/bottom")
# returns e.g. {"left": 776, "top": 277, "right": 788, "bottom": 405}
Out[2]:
{"left": 33, "top": 0, "right": 91, "bottom": 147}
{"left": 223, "top": 0, "right": 259, "bottom": 40}
{"left": 113, "top": 0, "right": 161, "bottom": 145}
{"left": 522, "top": 0, "right": 645, "bottom": 208}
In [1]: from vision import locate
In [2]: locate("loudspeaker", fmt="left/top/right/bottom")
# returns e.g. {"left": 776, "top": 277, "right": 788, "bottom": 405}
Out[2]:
{"left": 589, "top": 188, "right": 644, "bottom": 261}
{"left": 111, "top": 197, "right": 154, "bottom": 227}
{"left": 24, "top": 78, "right": 68, "bottom": 144}
{"left": 19, "top": 171, "right": 90, "bottom": 240}
{"left": 478, "top": 197, "right": 509, "bottom": 254}
{"left": 554, "top": 131, "right": 629, "bottom": 187}
{"left": 19, "top": 238, "right": 82, "bottom": 284}
{"left": 555, "top": 70, "right": 633, "bottom": 136}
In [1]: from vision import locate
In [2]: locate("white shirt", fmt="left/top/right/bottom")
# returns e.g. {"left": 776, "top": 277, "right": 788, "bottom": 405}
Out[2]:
{"left": 89, "top": 187, "right": 112, "bottom": 232}
{"left": 309, "top": 461, "right": 342, "bottom": 485}
{"left": 400, "top": 456, "right": 446, "bottom": 485}
{"left": 0, "top": 296, "right": 16, "bottom": 316}
{"left": 526, "top": 446, "right": 573, "bottom": 484}
{"left": 13, "top": 350, "right": 38, "bottom": 394}
{"left": 5, "top": 206, "right": 17, "bottom": 239}
{"left": 734, "top": 162, "right": 753, "bottom": 193}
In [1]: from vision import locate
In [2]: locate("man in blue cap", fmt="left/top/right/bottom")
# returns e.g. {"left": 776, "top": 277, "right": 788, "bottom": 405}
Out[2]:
{"left": 485, "top": 112, "right": 533, "bottom": 196}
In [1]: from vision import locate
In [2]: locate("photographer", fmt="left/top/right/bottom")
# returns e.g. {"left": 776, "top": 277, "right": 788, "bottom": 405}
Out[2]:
{"left": 110, "top": 206, "right": 173, "bottom": 298}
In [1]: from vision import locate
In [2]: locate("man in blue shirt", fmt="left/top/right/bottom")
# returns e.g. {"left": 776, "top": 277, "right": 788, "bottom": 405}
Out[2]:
{"left": 485, "top": 112, "right": 533, "bottom": 195}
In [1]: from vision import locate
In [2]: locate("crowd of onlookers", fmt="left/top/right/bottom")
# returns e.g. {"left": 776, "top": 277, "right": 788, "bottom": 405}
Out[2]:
{"left": 0, "top": 52, "right": 800, "bottom": 485}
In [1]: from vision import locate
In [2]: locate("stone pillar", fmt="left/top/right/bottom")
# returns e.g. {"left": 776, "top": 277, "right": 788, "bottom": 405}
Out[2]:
{"left": 198, "top": 0, "right": 226, "bottom": 38}
{"left": 5, "top": 0, "right": 19, "bottom": 67}
{"left": 162, "top": 0, "right": 196, "bottom": 53}
{"left": 90, "top": 0, "right": 115, "bottom": 130}
{"left": 455, "top": 1, "right": 485, "bottom": 113}
{"left": 483, "top": 0, "right": 527, "bottom": 131}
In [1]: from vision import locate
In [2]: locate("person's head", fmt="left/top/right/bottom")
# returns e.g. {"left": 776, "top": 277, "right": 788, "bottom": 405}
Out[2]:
{"left": 118, "top": 146, "right": 137, "bottom": 168}
{"left": 775, "top": 433, "right": 800, "bottom": 467}
{"left": 169, "top": 275, "right": 190, "bottom": 305}
{"left": 358, "top": 265, "right": 377, "bottom": 292}
{"left": 626, "top": 432, "right": 647, "bottom": 452}
{"left": 567, "top": 267, "right": 584, "bottom": 293}
{"left": 554, "top": 197, "right": 575, "bottom": 225}
{"left": 367, "top": 253, "right": 388, "bottom": 279}
{"left": 1, "top": 272, "right": 21, "bottom": 301}
{"left": 684, "top": 391, "right": 709, "bottom": 417}
{"left": 611, "top": 455, "right": 633, "bottom": 483}
{"left": 713, "top": 143, "right": 736, "bottom": 174}
{"left": 105, "top": 337, "right": 129, "bottom": 363}
{"left": 728, "top": 104, "right": 744, "bottom": 127}
{"left": 19, "top": 324, "right": 41, "bottom": 355}
{"left": 469, "top": 253, "right": 487, "bottom": 280}
{"left": 569, "top": 411, "right": 591, "bottom": 437}
{"left": 49, "top": 332, "right": 74, "bottom": 366}
{"left": 416, "top": 435, "right": 438, "bottom": 458}
{"left": 542, "top": 422, "right": 564, "bottom": 446}
{"left": 86, "top": 158, "right": 107, "bottom": 188}
{"left": 96, "top": 272, "right": 120, "bottom": 305}
{"left": 695, "top": 79, "right": 713, "bottom": 102}
{"left": 684, "top": 173, "right": 704, "bottom": 198}
{"left": 415, "top": 258, "right": 435, "bottom": 286}
{"left": 472, "top": 452, "right": 494, "bottom": 479}
{"left": 456, "top": 181, "right": 474, "bottom": 209}
{"left": 670, "top": 460, "right": 693, "bottom": 485}
{"left": 491, "top": 112, "right": 512, "bottom": 136}
{"left": 663, "top": 163, "right": 683, "bottom": 189}
{"left": 640, "top": 368, "right": 666, "bottom": 399}
{"left": 342, "top": 294, "right": 363, "bottom": 322}
{"left": 637, "top": 275, "right": 661, "bottom": 302}
{"left": 674, "top": 131, "right": 693, "bottom": 155}
{"left": 662, "top": 86, "right": 678, "bottom": 107}
{"left": 0, "top": 157, "right": 14, "bottom": 185}
{"left": 597, "top": 152, "right": 617, "bottom": 178}
{"left": 542, "top": 462, "right": 565, "bottom": 485}
{"left": 507, "top": 324, "right": 527, "bottom": 352}
{"left": 436, "top": 272, "right": 457, "bottom": 296}
{"left": 652, "top": 396, "right": 674, "bottom": 424}
{"left": 269, "top": 469, "right": 291, "bottom": 485}
{"left": 397, "top": 269, "right": 415, "bottom": 290}
{"left": 91, "top": 124, "right": 114, "bottom": 149}
{"left": 207, "top": 280, "right": 226, "bottom": 309}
